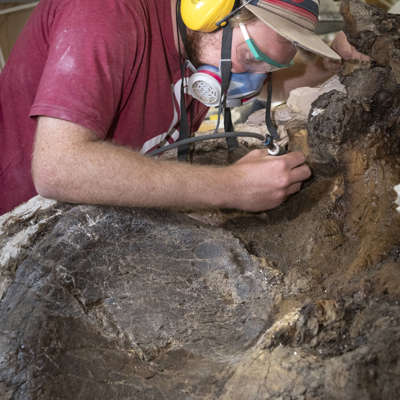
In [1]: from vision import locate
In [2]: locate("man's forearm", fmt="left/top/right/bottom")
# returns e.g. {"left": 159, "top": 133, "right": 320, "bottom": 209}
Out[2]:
{"left": 262, "top": 53, "right": 337, "bottom": 103}
{"left": 276, "top": 55, "right": 336, "bottom": 101}
{"left": 32, "top": 116, "right": 311, "bottom": 212}
{"left": 32, "top": 117, "right": 233, "bottom": 210}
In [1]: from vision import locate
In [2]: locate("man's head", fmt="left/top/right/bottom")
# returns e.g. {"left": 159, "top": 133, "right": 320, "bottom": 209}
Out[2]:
{"left": 180, "top": 0, "right": 341, "bottom": 109}
{"left": 181, "top": 0, "right": 341, "bottom": 65}
{"left": 243, "top": 0, "right": 340, "bottom": 60}
{"left": 185, "top": 12, "right": 298, "bottom": 74}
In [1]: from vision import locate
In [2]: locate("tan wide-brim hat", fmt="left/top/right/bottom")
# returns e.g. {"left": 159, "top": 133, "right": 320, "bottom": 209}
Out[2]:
{"left": 245, "top": 0, "right": 341, "bottom": 60}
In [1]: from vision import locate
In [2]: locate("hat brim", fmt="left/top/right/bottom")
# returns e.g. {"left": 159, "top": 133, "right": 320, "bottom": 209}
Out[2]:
{"left": 245, "top": 4, "right": 341, "bottom": 60}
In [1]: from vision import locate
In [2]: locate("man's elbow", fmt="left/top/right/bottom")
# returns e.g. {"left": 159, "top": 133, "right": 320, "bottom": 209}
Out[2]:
{"left": 32, "top": 158, "right": 64, "bottom": 200}
{"left": 32, "top": 116, "right": 95, "bottom": 202}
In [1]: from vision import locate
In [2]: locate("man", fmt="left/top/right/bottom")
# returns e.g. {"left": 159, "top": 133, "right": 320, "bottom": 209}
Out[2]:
{"left": 0, "top": 0, "right": 365, "bottom": 215}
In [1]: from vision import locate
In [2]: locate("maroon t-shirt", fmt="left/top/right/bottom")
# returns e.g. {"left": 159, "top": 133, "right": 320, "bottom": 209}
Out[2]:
{"left": 0, "top": 0, "right": 207, "bottom": 215}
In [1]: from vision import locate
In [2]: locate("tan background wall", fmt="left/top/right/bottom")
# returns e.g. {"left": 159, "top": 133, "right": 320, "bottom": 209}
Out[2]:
{"left": 0, "top": 2, "right": 36, "bottom": 64}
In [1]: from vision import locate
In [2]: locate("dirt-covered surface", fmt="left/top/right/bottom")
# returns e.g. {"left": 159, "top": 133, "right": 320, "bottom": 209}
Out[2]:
{"left": 1, "top": 0, "right": 400, "bottom": 399}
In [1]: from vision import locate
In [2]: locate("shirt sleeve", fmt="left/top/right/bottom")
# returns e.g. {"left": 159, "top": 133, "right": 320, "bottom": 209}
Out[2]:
{"left": 30, "top": 0, "right": 140, "bottom": 139}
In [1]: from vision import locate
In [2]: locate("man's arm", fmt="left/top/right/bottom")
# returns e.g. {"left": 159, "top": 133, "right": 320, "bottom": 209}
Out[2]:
{"left": 32, "top": 116, "right": 311, "bottom": 212}
{"left": 268, "top": 54, "right": 333, "bottom": 102}
{"left": 269, "top": 31, "right": 370, "bottom": 102}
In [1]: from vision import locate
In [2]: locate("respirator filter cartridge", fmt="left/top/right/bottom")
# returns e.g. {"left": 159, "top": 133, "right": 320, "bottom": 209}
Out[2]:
{"left": 187, "top": 66, "right": 222, "bottom": 107}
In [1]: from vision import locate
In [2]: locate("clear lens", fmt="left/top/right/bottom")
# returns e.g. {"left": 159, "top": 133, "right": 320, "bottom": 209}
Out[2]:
{"left": 236, "top": 23, "right": 296, "bottom": 73}
{"left": 236, "top": 42, "right": 283, "bottom": 73}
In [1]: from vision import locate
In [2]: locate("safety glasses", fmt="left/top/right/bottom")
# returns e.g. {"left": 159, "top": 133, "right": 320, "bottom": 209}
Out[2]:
{"left": 238, "top": 23, "right": 294, "bottom": 73}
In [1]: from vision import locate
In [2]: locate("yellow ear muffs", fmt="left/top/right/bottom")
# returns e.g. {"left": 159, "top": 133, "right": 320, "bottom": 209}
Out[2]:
{"left": 181, "top": 0, "right": 236, "bottom": 32}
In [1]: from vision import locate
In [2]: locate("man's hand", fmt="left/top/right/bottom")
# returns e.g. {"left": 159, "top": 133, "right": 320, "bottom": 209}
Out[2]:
{"left": 226, "top": 150, "right": 311, "bottom": 212}
{"left": 32, "top": 117, "right": 310, "bottom": 213}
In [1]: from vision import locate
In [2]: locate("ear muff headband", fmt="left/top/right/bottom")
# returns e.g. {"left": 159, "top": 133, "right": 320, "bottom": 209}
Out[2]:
{"left": 181, "top": 0, "right": 236, "bottom": 32}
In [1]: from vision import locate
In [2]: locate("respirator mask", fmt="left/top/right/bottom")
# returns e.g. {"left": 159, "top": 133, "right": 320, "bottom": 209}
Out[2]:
{"left": 164, "top": 0, "right": 285, "bottom": 160}
{"left": 188, "top": 65, "right": 267, "bottom": 108}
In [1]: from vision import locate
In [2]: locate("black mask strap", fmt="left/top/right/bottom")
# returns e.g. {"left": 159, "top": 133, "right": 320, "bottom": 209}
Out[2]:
{"left": 176, "top": 0, "right": 190, "bottom": 60}
{"left": 176, "top": 0, "right": 192, "bottom": 161}
{"left": 218, "top": 24, "right": 239, "bottom": 151}
{"left": 265, "top": 73, "right": 279, "bottom": 142}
